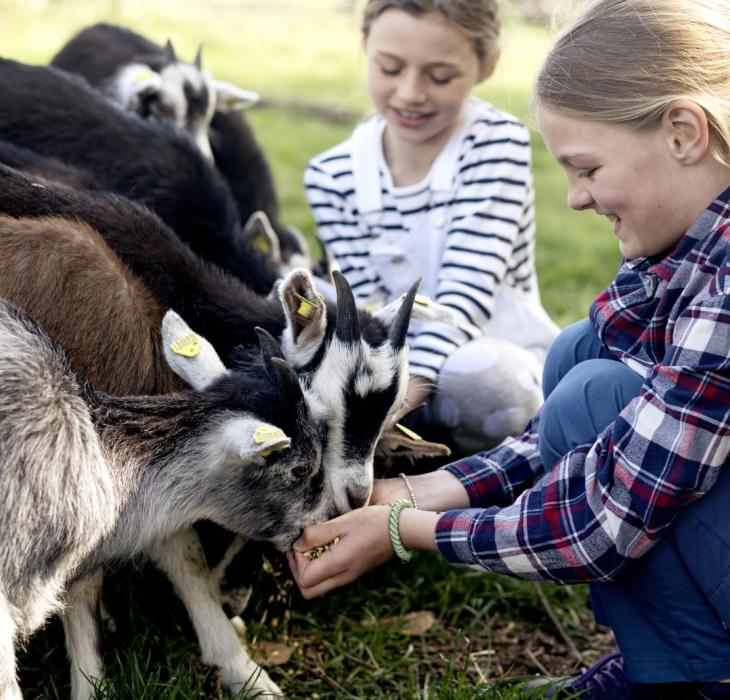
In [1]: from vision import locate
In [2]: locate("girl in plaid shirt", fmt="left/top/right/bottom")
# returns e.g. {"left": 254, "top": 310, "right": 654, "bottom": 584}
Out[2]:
{"left": 291, "top": 1, "right": 730, "bottom": 696}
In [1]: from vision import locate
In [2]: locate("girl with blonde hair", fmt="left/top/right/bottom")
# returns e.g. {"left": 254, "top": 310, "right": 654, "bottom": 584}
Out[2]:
{"left": 305, "top": 0, "right": 559, "bottom": 452}
{"left": 292, "top": 1, "right": 730, "bottom": 696}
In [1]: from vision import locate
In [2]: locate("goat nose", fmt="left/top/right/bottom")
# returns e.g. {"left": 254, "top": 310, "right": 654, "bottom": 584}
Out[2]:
{"left": 346, "top": 488, "right": 368, "bottom": 511}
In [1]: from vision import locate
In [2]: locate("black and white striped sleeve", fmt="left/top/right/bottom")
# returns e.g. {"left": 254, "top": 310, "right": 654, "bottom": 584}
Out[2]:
{"left": 304, "top": 154, "right": 380, "bottom": 300}
{"left": 409, "top": 118, "right": 535, "bottom": 380}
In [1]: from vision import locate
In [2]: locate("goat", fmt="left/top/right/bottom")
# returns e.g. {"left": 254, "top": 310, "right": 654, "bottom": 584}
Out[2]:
{"left": 51, "top": 22, "right": 259, "bottom": 162}
{"left": 0, "top": 297, "right": 338, "bottom": 698}
{"left": 50, "top": 23, "right": 326, "bottom": 275}
{"left": 0, "top": 58, "right": 281, "bottom": 294}
{"left": 0, "top": 191, "right": 426, "bottom": 694}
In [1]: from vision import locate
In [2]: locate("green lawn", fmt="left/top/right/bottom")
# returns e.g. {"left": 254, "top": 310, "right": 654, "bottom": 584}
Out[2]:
{"left": 3, "top": 1, "right": 620, "bottom": 697}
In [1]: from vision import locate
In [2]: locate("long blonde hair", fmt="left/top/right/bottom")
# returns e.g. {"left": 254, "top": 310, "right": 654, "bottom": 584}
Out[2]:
{"left": 361, "top": 0, "right": 500, "bottom": 65}
{"left": 535, "top": 0, "right": 730, "bottom": 165}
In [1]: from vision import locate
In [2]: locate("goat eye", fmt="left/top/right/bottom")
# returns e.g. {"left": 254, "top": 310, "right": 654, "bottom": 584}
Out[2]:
{"left": 291, "top": 465, "right": 311, "bottom": 479}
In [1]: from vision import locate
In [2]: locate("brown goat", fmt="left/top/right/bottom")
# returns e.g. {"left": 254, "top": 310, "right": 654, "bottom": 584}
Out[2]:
{"left": 0, "top": 214, "right": 184, "bottom": 396}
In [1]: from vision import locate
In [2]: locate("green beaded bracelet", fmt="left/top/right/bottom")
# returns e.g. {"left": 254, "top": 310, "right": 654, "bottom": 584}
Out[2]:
{"left": 389, "top": 498, "right": 414, "bottom": 562}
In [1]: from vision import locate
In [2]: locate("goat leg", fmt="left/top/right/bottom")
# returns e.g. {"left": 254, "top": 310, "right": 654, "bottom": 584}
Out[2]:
{"left": 146, "top": 528, "right": 283, "bottom": 697}
{"left": 0, "top": 595, "right": 22, "bottom": 700}
{"left": 210, "top": 534, "right": 254, "bottom": 617}
{"left": 61, "top": 569, "right": 104, "bottom": 700}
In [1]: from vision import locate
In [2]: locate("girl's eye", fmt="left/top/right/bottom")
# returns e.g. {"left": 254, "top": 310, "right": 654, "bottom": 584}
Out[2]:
{"left": 380, "top": 65, "right": 400, "bottom": 76}
{"left": 430, "top": 74, "right": 455, "bottom": 85}
{"left": 580, "top": 167, "right": 599, "bottom": 179}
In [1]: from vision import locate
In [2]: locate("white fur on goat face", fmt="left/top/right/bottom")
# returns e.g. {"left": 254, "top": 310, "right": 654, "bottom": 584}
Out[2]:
{"left": 158, "top": 63, "right": 216, "bottom": 159}
{"left": 114, "top": 61, "right": 216, "bottom": 160}
{"left": 310, "top": 334, "right": 409, "bottom": 514}
{"left": 278, "top": 269, "right": 415, "bottom": 516}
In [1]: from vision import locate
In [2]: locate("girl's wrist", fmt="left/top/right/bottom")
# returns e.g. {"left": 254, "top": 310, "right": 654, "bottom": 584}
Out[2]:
{"left": 408, "top": 470, "right": 470, "bottom": 511}
{"left": 397, "top": 507, "right": 440, "bottom": 552}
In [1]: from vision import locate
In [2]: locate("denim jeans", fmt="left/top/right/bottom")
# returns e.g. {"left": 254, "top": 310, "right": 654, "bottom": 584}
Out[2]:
{"left": 540, "top": 319, "right": 730, "bottom": 682}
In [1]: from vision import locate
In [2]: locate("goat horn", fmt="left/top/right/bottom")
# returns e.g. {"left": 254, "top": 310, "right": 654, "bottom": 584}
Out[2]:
{"left": 255, "top": 326, "right": 284, "bottom": 380}
{"left": 193, "top": 44, "right": 203, "bottom": 69}
{"left": 388, "top": 278, "right": 420, "bottom": 349}
{"left": 164, "top": 39, "right": 177, "bottom": 65}
{"left": 270, "top": 357, "right": 304, "bottom": 402}
{"left": 332, "top": 270, "right": 360, "bottom": 343}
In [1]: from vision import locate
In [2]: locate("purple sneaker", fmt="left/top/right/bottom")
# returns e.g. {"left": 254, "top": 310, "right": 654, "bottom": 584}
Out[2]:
{"left": 525, "top": 652, "right": 696, "bottom": 699}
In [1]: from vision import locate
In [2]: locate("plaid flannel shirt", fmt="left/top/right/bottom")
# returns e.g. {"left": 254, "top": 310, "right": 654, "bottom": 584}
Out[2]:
{"left": 435, "top": 186, "right": 730, "bottom": 583}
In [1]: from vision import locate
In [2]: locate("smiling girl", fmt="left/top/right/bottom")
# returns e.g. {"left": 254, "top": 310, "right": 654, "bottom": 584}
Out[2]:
{"left": 305, "top": 0, "right": 559, "bottom": 451}
{"left": 293, "top": 1, "right": 730, "bottom": 696}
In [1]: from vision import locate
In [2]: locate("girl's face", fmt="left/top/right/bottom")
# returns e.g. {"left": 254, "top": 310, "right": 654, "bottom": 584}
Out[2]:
{"left": 365, "top": 9, "right": 489, "bottom": 152}
{"left": 539, "top": 107, "right": 699, "bottom": 260}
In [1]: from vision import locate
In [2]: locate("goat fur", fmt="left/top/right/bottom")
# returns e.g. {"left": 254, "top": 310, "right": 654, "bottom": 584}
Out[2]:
{"left": 0, "top": 58, "right": 279, "bottom": 294}
{"left": 0, "top": 299, "right": 337, "bottom": 697}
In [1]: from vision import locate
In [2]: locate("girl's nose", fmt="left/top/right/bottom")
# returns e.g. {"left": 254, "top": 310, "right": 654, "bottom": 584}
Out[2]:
{"left": 567, "top": 184, "right": 594, "bottom": 211}
{"left": 396, "top": 71, "right": 426, "bottom": 104}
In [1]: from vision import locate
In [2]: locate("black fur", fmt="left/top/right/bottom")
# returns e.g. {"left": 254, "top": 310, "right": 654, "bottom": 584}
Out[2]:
{"left": 0, "top": 58, "right": 278, "bottom": 294}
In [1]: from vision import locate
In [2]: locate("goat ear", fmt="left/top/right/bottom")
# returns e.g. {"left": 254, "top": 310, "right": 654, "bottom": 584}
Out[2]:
{"left": 280, "top": 268, "right": 327, "bottom": 350}
{"left": 213, "top": 80, "right": 260, "bottom": 111}
{"left": 227, "top": 419, "right": 291, "bottom": 462}
{"left": 161, "top": 310, "right": 227, "bottom": 390}
{"left": 242, "top": 211, "right": 281, "bottom": 265}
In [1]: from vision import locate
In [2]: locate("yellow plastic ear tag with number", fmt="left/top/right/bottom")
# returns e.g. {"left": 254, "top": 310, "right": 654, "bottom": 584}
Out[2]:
{"left": 254, "top": 425, "right": 290, "bottom": 457}
{"left": 395, "top": 423, "right": 423, "bottom": 441}
{"left": 293, "top": 291, "right": 319, "bottom": 319}
{"left": 170, "top": 332, "right": 201, "bottom": 358}
{"left": 133, "top": 67, "right": 158, "bottom": 85}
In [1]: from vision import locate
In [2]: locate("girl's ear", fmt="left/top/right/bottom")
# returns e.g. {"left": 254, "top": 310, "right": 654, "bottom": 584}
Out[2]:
{"left": 477, "top": 49, "right": 500, "bottom": 84}
{"left": 662, "top": 100, "right": 710, "bottom": 165}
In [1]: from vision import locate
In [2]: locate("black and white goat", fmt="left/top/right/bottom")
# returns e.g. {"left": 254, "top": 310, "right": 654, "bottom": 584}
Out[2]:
{"left": 50, "top": 23, "right": 325, "bottom": 276}
{"left": 51, "top": 22, "right": 258, "bottom": 162}
{"left": 0, "top": 298, "right": 342, "bottom": 697}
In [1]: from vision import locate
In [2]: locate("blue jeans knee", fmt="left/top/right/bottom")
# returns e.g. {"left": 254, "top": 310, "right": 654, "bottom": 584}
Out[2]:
{"left": 542, "top": 318, "right": 615, "bottom": 400}
{"left": 539, "top": 358, "right": 644, "bottom": 469}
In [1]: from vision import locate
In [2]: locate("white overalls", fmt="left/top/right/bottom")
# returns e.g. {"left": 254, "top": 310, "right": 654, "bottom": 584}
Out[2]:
{"left": 320, "top": 100, "right": 560, "bottom": 451}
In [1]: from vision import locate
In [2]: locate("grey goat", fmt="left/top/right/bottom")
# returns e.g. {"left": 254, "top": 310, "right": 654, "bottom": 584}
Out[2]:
{"left": 0, "top": 299, "right": 341, "bottom": 698}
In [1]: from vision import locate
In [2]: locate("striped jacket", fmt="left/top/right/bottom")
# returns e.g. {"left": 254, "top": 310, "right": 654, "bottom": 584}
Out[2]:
{"left": 304, "top": 98, "right": 556, "bottom": 381}
{"left": 436, "top": 186, "right": 730, "bottom": 583}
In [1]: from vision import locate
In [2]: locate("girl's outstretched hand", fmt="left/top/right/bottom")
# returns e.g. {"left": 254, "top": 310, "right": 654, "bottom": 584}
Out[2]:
{"left": 288, "top": 505, "right": 392, "bottom": 598}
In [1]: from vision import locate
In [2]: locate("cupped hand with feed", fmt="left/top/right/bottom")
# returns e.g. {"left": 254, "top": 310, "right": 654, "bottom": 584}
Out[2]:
{"left": 288, "top": 505, "right": 392, "bottom": 598}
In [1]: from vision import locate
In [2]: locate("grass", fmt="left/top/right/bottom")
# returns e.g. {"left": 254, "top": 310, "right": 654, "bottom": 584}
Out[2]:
{"left": 4, "top": 1, "right": 621, "bottom": 697}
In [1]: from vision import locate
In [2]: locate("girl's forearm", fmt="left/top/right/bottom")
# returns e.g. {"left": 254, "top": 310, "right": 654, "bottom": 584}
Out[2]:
{"left": 398, "top": 507, "right": 441, "bottom": 552}
{"left": 408, "top": 470, "right": 471, "bottom": 511}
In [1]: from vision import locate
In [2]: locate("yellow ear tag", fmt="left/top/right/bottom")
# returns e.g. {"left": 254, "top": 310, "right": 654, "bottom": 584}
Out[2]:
{"left": 133, "top": 67, "right": 158, "bottom": 85}
{"left": 251, "top": 233, "right": 271, "bottom": 254}
{"left": 293, "top": 291, "right": 318, "bottom": 319}
{"left": 401, "top": 293, "right": 431, "bottom": 307}
{"left": 254, "top": 425, "right": 290, "bottom": 457}
{"left": 395, "top": 423, "right": 423, "bottom": 441}
{"left": 170, "top": 332, "right": 201, "bottom": 358}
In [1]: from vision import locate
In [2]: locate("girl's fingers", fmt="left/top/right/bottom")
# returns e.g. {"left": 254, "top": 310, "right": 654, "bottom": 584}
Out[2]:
{"left": 292, "top": 516, "right": 347, "bottom": 552}
{"left": 297, "top": 568, "right": 356, "bottom": 599}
